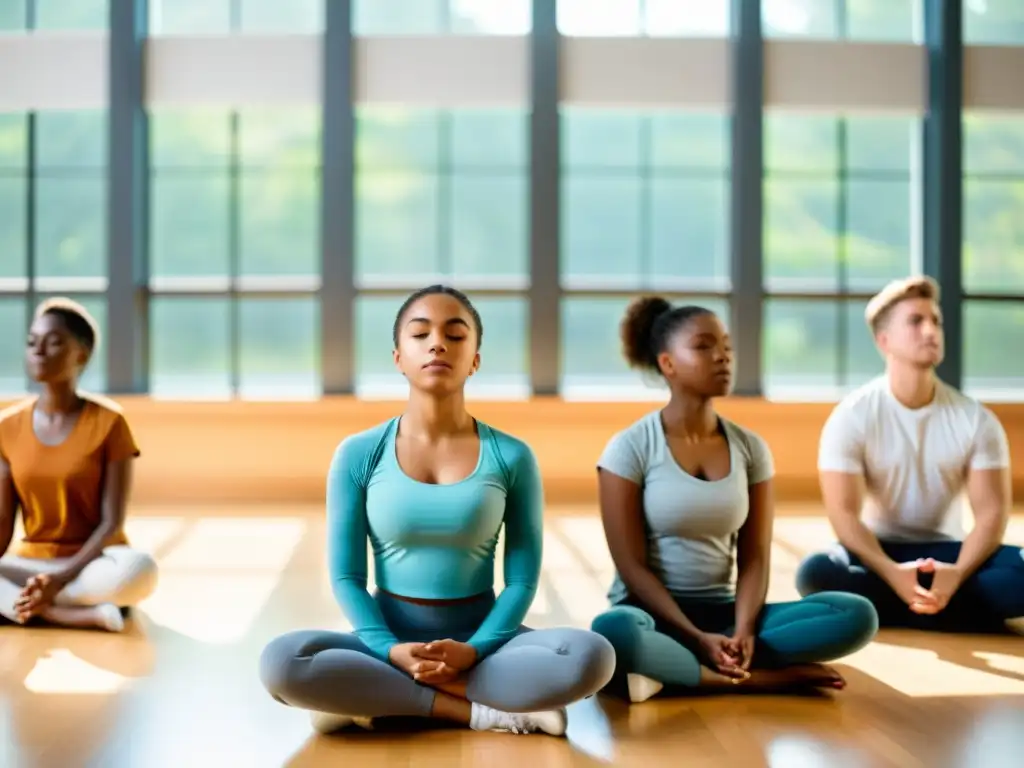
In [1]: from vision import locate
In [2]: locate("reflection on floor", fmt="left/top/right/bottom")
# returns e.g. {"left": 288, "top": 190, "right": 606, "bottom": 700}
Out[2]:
{"left": 1, "top": 507, "right": 1022, "bottom": 767}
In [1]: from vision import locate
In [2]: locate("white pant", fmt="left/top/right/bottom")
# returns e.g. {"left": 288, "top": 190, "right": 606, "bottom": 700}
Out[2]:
{"left": 0, "top": 546, "right": 158, "bottom": 622}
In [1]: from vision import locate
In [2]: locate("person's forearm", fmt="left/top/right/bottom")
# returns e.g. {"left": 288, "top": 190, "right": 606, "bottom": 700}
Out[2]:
{"left": 54, "top": 520, "right": 117, "bottom": 584}
{"left": 954, "top": 514, "right": 1005, "bottom": 580}
{"left": 733, "top": 556, "right": 769, "bottom": 634}
{"left": 831, "top": 513, "right": 897, "bottom": 580}
{"left": 622, "top": 566, "right": 704, "bottom": 643}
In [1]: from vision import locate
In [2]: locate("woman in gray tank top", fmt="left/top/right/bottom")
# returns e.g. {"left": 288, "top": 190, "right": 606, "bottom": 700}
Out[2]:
{"left": 589, "top": 296, "right": 879, "bottom": 701}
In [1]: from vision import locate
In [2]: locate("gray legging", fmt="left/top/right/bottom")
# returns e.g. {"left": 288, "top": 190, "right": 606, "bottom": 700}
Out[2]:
{"left": 259, "top": 591, "right": 616, "bottom": 718}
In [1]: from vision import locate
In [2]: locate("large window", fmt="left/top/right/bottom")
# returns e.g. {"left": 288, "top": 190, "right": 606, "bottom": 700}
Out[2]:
{"left": 147, "top": 108, "right": 321, "bottom": 399}
{"left": 559, "top": 108, "right": 731, "bottom": 398}
{"left": 964, "top": 0, "right": 1024, "bottom": 45}
{"left": 353, "top": 107, "right": 530, "bottom": 397}
{"left": 0, "top": 109, "right": 107, "bottom": 395}
{"left": 355, "top": 0, "right": 531, "bottom": 34}
{"left": 762, "top": 0, "right": 918, "bottom": 41}
{"left": 557, "top": 0, "right": 730, "bottom": 37}
{"left": 762, "top": 113, "right": 918, "bottom": 398}
{"left": 149, "top": 0, "right": 323, "bottom": 34}
{"left": 354, "top": 108, "right": 528, "bottom": 288}
{"left": 962, "top": 113, "right": 1024, "bottom": 398}
{"left": 0, "top": 0, "right": 108, "bottom": 31}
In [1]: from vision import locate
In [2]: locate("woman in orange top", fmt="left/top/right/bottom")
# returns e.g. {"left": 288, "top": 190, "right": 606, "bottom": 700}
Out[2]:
{"left": 0, "top": 298, "right": 157, "bottom": 632}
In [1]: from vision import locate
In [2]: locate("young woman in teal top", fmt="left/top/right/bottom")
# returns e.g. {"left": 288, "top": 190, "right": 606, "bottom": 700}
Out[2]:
{"left": 589, "top": 297, "right": 879, "bottom": 702}
{"left": 259, "top": 285, "right": 615, "bottom": 736}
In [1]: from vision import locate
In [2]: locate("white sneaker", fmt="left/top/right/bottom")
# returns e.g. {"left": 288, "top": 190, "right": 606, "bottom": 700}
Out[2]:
{"left": 627, "top": 673, "right": 664, "bottom": 703}
{"left": 309, "top": 711, "right": 374, "bottom": 734}
{"left": 1006, "top": 617, "right": 1024, "bottom": 636}
{"left": 470, "top": 703, "right": 567, "bottom": 736}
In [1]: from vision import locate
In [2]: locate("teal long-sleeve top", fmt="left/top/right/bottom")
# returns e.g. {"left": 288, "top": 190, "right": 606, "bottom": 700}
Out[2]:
{"left": 326, "top": 417, "right": 544, "bottom": 663}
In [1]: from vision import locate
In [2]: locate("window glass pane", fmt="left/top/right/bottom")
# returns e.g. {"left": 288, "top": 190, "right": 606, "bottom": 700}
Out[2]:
{"left": 562, "top": 111, "right": 642, "bottom": 169}
{"left": 558, "top": 0, "right": 640, "bottom": 36}
{"left": 649, "top": 113, "right": 729, "bottom": 169}
{"left": 355, "top": 109, "right": 527, "bottom": 285}
{"left": 34, "top": 177, "right": 106, "bottom": 279}
{"left": 764, "top": 179, "right": 839, "bottom": 290}
{"left": 643, "top": 0, "right": 729, "bottom": 36}
{"left": 239, "top": 172, "right": 318, "bottom": 277}
{"left": 238, "top": 109, "right": 320, "bottom": 169}
{"left": 35, "top": 110, "right": 106, "bottom": 171}
{"left": 964, "top": 115, "right": 1024, "bottom": 175}
{"left": 238, "top": 298, "right": 320, "bottom": 399}
{"left": 964, "top": 0, "right": 1024, "bottom": 45}
{"left": 562, "top": 109, "right": 730, "bottom": 290}
{"left": 765, "top": 114, "right": 838, "bottom": 173}
{"left": 845, "top": 0, "right": 917, "bottom": 42}
{"left": 34, "top": 0, "right": 108, "bottom": 30}
{"left": 0, "top": 297, "right": 26, "bottom": 395}
{"left": 0, "top": 0, "right": 27, "bottom": 31}
{"left": 562, "top": 177, "right": 642, "bottom": 288}
{"left": 763, "top": 299, "right": 839, "bottom": 399}
{"left": 765, "top": 114, "right": 915, "bottom": 292}
{"left": 964, "top": 301, "right": 1024, "bottom": 399}
{"left": 0, "top": 113, "right": 28, "bottom": 170}
{"left": 450, "top": 111, "right": 526, "bottom": 168}
{"left": 846, "top": 116, "right": 913, "bottom": 173}
{"left": 150, "top": 110, "right": 232, "bottom": 170}
{"left": 0, "top": 177, "right": 26, "bottom": 280}
{"left": 763, "top": 0, "right": 838, "bottom": 38}
{"left": 449, "top": 175, "right": 527, "bottom": 281}
{"left": 150, "top": 0, "right": 231, "bottom": 33}
{"left": 764, "top": 0, "right": 914, "bottom": 41}
{"left": 151, "top": 177, "right": 231, "bottom": 278}
{"left": 450, "top": 0, "right": 531, "bottom": 33}
{"left": 356, "top": 174, "right": 440, "bottom": 281}
{"left": 964, "top": 180, "right": 1024, "bottom": 295}
{"left": 844, "top": 298, "right": 884, "bottom": 388}
{"left": 150, "top": 298, "right": 231, "bottom": 399}
{"left": 560, "top": 296, "right": 729, "bottom": 399}
{"left": 846, "top": 180, "right": 912, "bottom": 290}
{"left": 649, "top": 178, "right": 728, "bottom": 289}
{"left": 33, "top": 293, "right": 107, "bottom": 393}
{"left": 354, "top": 0, "right": 530, "bottom": 34}
{"left": 355, "top": 295, "right": 529, "bottom": 399}
{"left": 240, "top": 0, "right": 323, "bottom": 32}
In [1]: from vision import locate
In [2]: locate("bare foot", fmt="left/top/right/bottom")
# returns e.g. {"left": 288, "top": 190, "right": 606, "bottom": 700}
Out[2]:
{"left": 746, "top": 664, "right": 846, "bottom": 691}
{"left": 701, "top": 663, "right": 845, "bottom": 692}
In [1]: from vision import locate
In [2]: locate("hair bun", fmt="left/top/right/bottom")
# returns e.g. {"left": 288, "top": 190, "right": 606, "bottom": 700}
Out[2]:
{"left": 620, "top": 295, "right": 672, "bottom": 372}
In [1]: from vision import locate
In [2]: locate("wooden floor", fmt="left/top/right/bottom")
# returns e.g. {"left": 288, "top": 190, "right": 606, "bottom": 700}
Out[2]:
{"left": 2, "top": 506, "right": 1023, "bottom": 768}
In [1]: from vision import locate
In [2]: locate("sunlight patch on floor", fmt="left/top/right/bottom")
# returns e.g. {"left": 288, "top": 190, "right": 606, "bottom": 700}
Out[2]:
{"left": 139, "top": 517, "right": 307, "bottom": 644}
{"left": 23, "top": 649, "right": 128, "bottom": 695}
{"left": 841, "top": 640, "right": 1024, "bottom": 697}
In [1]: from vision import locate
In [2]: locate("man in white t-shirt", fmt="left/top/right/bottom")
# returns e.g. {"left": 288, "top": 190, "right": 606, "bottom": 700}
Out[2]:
{"left": 795, "top": 276, "right": 1023, "bottom": 633}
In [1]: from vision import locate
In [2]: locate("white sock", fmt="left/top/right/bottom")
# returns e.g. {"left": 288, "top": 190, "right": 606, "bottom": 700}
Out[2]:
{"left": 627, "top": 673, "right": 664, "bottom": 703}
{"left": 95, "top": 604, "right": 125, "bottom": 633}
{"left": 469, "top": 703, "right": 567, "bottom": 736}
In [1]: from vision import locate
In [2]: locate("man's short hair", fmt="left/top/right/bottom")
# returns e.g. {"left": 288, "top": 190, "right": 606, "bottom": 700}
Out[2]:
{"left": 35, "top": 297, "right": 100, "bottom": 354}
{"left": 864, "top": 276, "right": 940, "bottom": 335}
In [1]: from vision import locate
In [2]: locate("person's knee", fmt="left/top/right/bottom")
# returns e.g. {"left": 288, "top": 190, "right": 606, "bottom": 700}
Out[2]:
{"left": 795, "top": 552, "right": 842, "bottom": 597}
{"left": 108, "top": 549, "right": 159, "bottom": 606}
{"left": 258, "top": 631, "right": 307, "bottom": 701}
{"left": 811, "top": 592, "right": 880, "bottom": 653}
{"left": 591, "top": 607, "right": 653, "bottom": 669}
{"left": 559, "top": 628, "right": 617, "bottom": 694}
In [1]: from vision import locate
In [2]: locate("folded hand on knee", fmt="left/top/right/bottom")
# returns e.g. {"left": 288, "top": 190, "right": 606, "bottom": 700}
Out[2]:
{"left": 388, "top": 639, "right": 477, "bottom": 685}
{"left": 909, "top": 559, "right": 962, "bottom": 615}
{"left": 13, "top": 573, "right": 67, "bottom": 622}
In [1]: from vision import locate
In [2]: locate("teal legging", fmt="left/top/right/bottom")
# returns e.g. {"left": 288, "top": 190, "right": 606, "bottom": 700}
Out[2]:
{"left": 591, "top": 592, "right": 878, "bottom": 690}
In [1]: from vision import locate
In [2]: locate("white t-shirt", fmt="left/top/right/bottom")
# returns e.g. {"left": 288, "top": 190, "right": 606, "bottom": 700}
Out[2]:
{"left": 818, "top": 375, "right": 1010, "bottom": 542}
